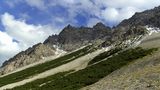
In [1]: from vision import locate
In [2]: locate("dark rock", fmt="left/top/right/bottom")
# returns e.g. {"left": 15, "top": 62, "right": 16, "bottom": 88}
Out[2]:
{"left": 44, "top": 23, "right": 112, "bottom": 51}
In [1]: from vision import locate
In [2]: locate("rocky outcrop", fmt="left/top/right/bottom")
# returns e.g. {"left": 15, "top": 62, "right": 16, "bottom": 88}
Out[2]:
{"left": 118, "top": 6, "right": 160, "bottom": 28}
{"left": 44, "top": 23, "right": 112, "bottom": 51}
{"left": 0, "top": 43, "right": 56, "bottom": 75}
{"left": 112, "top": 6, "right": 160, "bottom": 38}
{"left": 108, "top": 6, "right": 160, "bottom": 44}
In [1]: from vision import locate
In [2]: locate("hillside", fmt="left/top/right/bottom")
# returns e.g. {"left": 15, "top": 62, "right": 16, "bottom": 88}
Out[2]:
{"left": 82, "top": 29, "right": 160, "bottom": 90}
{"left": 0, "top": 43, "right": 57, "bottom": 75}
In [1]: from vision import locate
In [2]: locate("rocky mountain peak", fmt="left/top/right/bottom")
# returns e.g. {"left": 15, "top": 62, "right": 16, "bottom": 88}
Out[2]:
{"left": 44, "top": 23, "right": 112, "bottom": 51}
{"left": 93, "top": 22, "right": 111, "bottom": 30}
{"left": 63, "top": 24, "right": 75, "bottom": 31}
{"left": 110, "top": 6, "right": 160, "bottom": 43}
{"left": 117, "top": 5, "right": 160, "bottom": 28}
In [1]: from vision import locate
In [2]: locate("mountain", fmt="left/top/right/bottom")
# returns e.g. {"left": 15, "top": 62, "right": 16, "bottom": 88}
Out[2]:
{"left": 0, "top": 43, "right": 56, "bottom": 75}
{"left": 109, "top": 6, "right": 160, "bottom": 43}
{"left": 0, "top": 22, "right": 111, "bottom": 75}
{"left": 44, "top": 22, "right": 111, "bottom": 51}
{"left": 118, "top": 6, "right": 160, "bottom": 28}
{"left": 82, "top": 30, "right": 160, "bottom": 90}
{"left": 0, "top": 5, "right": 160, "bottom": 90}
{"left": 111, "top": 6, "right": 160, "bottom": 41}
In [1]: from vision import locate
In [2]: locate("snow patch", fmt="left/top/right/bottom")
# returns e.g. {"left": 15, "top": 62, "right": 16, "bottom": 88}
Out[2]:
{"left": 53, "top": 45, "right": 66, "bottom": 55}
{"left": 146, "top": 26, "right": 160, "bottom": 35}
{"left": 102, "top": 46, "right": 113, "bottom": 52}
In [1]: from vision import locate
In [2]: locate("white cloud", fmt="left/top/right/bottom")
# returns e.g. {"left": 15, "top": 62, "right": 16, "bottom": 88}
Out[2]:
{"left": 101, "top": 8, "right": 119, "bottom": 22}
{"left": 6, "top": 0, "right": 159, "bottom": 27}
{"left": 93, "top": 0, "right": 160, "bottom": 9}
{"left": 49, "top": 0, "right": 160, "bottom": 26}
{"left": 25, "top": 0, "right": 46, "bottom": 10}
{"left": 1, "top": 13, "right": 53, "bottom": 46}
{"left": 87, "top": 18, "right": 102, "bottom": 27}
{"left": 4, "top": 0, "right": 21, "bottom": 8}
{"left": 0, "top": 13, "right": 54, "bottom": 65}
{"left": 101, "top": 7, "right": 140, "bottom": 25}
{"left": 4, "top": 0, "right": 160, "bottom": 26}
{"left": 0, "top": 31, "right": 20, "bottom": 65}
{"left": 19, "top": 13, "right": 30, "bottom": 20}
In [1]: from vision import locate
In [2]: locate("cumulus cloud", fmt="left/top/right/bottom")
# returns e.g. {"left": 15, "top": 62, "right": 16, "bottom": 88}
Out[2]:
{"left": 5, "top": 0, "right": 160, "bottom": 26}
{"left": 48, "top": 0, "right": 160, "bottom": 26}
{"left": 4, "top": 0, "right": 21, "bottom": 8}
{"left": 25, "top": 0, "right": 46, "bottom": 10}
{"left": 93, "top": 0, "right": 160, "bottom": 25}
{"left": 5, "top": 0, "right": 46, "bottom": 10}
{"left": 101, "top": 8, "right": 119, "bottom": 22}
{"left": 0, "top": 31, "right": 20, "bottom": 64}
{"left": 1, "top": 13, "right": 53, "bottom": 46}
{"left": 0, "top": 13, "right": 54, "bottom": 65}
{"left": 87, "top": 18, "right": 102, "bottom": 27}
{"left": 101, "top": 7, "right": 140, "bottom": 25}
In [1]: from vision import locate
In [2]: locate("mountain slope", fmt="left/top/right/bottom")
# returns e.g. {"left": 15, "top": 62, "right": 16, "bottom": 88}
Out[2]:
{"left": 0, "top": 5, "right": 160, "bottom": 90}
{"left": 118, "top": 6, "right": 160, "bottom": 28}
{"left": 82, "top": 30, "right": 160, "bottom": 90}
{"left": 111, "top": 6, "right": 160, "bottom": 43}
{"left": 4, "top": 47, "right": 157, "bottom": 90}
{"left": 0, "top": 22, "right": 111, "bottom": 75}
{"left": 0, "top": 43, "right": 56, "bottom": 75}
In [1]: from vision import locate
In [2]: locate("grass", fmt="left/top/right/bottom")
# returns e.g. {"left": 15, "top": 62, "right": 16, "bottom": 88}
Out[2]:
{"left": 0, "top": 45, "right": 94, "bottom": 87}
{"left": 10, "top": 47, "right": 158, "bottom": 90}
{"left": 88, "top": 47, "right": 122, "bottom": 65}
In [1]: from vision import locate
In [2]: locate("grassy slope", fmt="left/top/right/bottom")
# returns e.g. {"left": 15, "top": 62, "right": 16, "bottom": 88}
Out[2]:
{"left": 10, "top": 47, "right": 157, "bottom": 90}
{"left": 0, "top": 45, "right": 94, "bottom": 87}
{"left": 88, "top": 47, "right": 122, "bottom": 65}
{"left": 82, "top": 49, "right": 160, "bottom": 90}
{"left": 82, "top": 32, "right": 160, "bottom": 90}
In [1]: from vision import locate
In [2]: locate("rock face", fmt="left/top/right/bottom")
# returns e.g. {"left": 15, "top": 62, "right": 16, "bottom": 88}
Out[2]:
{"left": 114, "top": 6, "right": 160, "bottom": 36}
{"left": 118, "top": 6, "right": 160, "bottom": 28}
{"left": 106, "top": 6, "right": 160, "bottom": 45}
{"left": 44, "top": 23, "right": 112, "bottom": 51}
{"left": 0, "top": 43, "right": 55, "bottom": 75}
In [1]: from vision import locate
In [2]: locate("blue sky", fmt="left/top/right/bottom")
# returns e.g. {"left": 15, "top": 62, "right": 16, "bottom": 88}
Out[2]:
{"left": 0, "top": 0, "right": 160, "bottom": 65}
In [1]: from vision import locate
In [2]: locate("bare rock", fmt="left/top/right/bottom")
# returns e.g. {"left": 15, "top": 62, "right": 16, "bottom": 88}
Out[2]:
{"left": 0, "top": 43, "right": 55, "bottom": 75}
